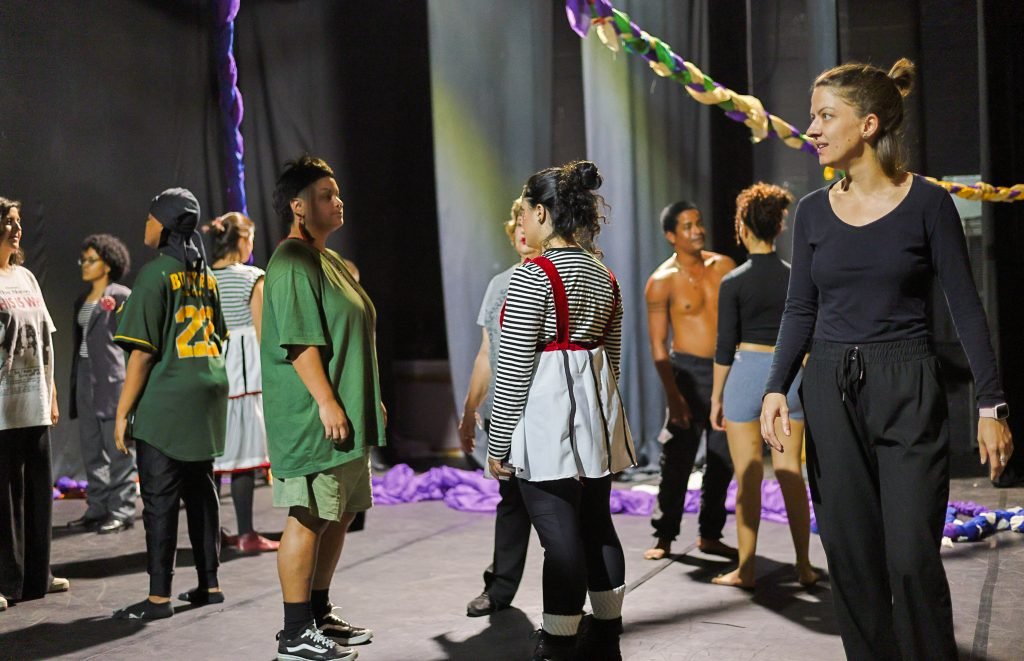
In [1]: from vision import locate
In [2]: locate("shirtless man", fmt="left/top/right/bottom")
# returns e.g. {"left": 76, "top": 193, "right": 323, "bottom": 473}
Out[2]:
{"left": 644, "top": 201, "right": 738, "bottom": 560}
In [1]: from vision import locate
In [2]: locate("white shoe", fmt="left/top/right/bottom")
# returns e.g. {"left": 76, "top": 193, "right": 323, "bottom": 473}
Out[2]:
{"left": 0, "top": 594, "right": 8, "bottom": 610}
{"left": 48, "top": 577, "right": 70, "bottom": 593}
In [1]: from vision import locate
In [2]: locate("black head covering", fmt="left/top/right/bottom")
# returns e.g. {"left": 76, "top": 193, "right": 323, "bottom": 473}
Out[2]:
{"left": 149, "top": 188, "right": 202, "bottom": 265}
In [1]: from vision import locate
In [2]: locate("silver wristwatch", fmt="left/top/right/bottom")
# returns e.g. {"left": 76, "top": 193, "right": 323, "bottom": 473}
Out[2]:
{"left": 979, "top": 403, "right": 1009, "bottom": 420}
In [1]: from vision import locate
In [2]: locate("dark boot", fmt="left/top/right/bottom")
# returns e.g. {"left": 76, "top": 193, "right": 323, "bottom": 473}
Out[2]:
{"left": 531, "top": 629, "right": 577, "bottom": 660}
{"left": 575, "top": 615, "right": 622, "bottom": 660}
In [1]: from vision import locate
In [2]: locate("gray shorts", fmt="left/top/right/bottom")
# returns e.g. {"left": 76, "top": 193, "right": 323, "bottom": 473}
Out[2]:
{"left": 723, "top": 350, "right": 803, "bottom": 423}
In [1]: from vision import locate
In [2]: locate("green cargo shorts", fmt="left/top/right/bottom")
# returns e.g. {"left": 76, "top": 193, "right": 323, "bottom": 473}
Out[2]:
{"left": 272, "top": 454, "right": 372, "bottom": 522}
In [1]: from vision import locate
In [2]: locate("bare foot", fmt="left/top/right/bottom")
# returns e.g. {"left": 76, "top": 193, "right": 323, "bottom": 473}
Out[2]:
{"left": 644, "top": 538, "right": 672, "bottom": 560}
{"left": 797, "top": 563, "right": 822, "bottom": 587}
{"left": 698, "top": 537, "right": 739, "bottom": 560}
{"left": 711, "top": 568, "right": 755, "bottom": 590}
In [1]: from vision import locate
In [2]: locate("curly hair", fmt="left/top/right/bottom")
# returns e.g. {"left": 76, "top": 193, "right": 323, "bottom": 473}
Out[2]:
{"left": 521, "top": 160, "right": 607, "bottom": 254}
{"left": 734, "top": 182, "right": 794, "bottom": 244}
{"left": 503, "top": 197, "right": 523, "bottom": 244}
{"left": 81, "top": 233, "right": 131, "bottom": 281}
{"left": 1, "top": 197, "right": 24, "bottom": 266}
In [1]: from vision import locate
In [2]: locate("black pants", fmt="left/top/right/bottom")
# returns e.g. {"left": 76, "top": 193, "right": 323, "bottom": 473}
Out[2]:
{"left": 136, "top": 439, "right": 220, "bottom": 597}
{"left": 803, "top": 339, "right": 956, "bottom": 661}
{"left": 482, "top": 475, "right": 531, "bottom": 607}
{"left": 518, "top": 475, "right": 624, "bottom": 616}
{"left": 651, "top": 352, "right": 733, "bottom": 541}
{"left": 0, "top": 426, "right": 52, "bottom": 601}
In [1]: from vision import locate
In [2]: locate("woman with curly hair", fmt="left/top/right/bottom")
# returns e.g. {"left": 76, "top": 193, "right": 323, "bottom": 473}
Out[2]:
{"left": 68, "top": 234, "right": 136, "bottom": 535}
{"left": 708, "top": 183, "right": 819, "bottom": 589}
{"left": 488, "top": 161, "right": 635, "bottom": 660}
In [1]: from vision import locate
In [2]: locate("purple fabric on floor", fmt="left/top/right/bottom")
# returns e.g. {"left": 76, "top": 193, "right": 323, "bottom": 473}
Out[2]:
{"left": 371, "top": 464, "right": 816, "bottom": 527}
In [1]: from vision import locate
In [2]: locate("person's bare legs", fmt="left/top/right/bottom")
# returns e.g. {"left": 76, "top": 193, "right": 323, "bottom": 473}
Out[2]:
{"left": 279, "top": 507, "right": 329, "bottom": 601}
{"left": 771, "top": 420, "right": 820, "bottom": 586}
{"left": 312, "top": 511, "right": 357, "bottom": 591}
{"left": 712, "top": 420, "right": 762, "bottom": 588}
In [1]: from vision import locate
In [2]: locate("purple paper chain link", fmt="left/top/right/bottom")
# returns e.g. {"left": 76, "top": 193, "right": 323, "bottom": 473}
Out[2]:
{"left": 214, "top": 0, "right": 247, "bottom": 214}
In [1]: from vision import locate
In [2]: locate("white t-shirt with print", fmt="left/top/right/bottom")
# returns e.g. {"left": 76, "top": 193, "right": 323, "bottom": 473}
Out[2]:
{"left": 0, "top": 265, "right": 56, "bottom": 430}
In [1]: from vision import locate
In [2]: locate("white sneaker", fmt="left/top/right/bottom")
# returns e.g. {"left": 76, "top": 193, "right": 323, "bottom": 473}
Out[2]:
{"left": 48, "top": 577, "right": 70, "bottom": 593}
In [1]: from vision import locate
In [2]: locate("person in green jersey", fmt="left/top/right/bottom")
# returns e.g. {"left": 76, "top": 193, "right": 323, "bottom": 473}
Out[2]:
{"left": 110, "top": 188, "right": 229, "bottom": 621}
{"left": 263, "top": 156, "right": 385, "bottom": 661}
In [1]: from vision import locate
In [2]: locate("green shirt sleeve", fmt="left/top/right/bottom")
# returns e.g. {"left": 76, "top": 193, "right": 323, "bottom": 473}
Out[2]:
{"left": 114, "top": 282, "right": 165, "bottom": 354}
{"left": 267, "top": 267, "right": 326, "bottom": 348}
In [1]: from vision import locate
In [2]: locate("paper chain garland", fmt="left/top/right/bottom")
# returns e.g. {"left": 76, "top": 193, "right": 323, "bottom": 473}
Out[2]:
{"left": 565, "top": 0, "right": 1024, "bottom": 203}
{"left": 942, "top": 500, "right": 1024, "bottom": 544}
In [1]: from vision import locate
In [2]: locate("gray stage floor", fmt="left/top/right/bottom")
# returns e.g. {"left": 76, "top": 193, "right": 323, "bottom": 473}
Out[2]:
{"left": 2, "top": 475, "right": 1022, "bottom": 660}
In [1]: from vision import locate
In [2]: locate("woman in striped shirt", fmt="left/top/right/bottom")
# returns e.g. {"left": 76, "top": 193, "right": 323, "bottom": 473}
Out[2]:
{"left": 488, "top": 161, "right": 635, "bottom": 661}
{"left": 206, "top": 212, "right": 278, "bottom": 554}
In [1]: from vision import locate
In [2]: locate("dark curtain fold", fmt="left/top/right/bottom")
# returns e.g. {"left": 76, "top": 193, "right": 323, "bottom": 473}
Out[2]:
{"left": 0, "top": 0, "right": 223, "bottom": 477}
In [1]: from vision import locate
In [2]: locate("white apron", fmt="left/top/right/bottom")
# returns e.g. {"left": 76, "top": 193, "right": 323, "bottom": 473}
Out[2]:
{"left": 507, "top": 257, "right": 636, "bottom": 482}
{"left": 214, "top": 325, "right": 269, "bottom": 472}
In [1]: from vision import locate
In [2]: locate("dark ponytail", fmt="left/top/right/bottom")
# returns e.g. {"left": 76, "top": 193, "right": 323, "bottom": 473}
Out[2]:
{"left": 522, "top": 160, "right": 607, "bottom": 253}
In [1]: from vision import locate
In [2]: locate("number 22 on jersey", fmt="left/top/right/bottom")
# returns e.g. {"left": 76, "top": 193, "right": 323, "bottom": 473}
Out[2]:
{"left": 174, "top": 304, "right": 220, "bottom": 358}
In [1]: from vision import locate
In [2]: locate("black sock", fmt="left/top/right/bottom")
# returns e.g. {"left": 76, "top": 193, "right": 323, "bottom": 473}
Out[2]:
{"left": 283, "top": 601, "right": 314, "bottom": 639}
{"left": 311, "top": 588, "right": 331, "bottom": 621}
{"left": 231, "top": 470, "right": 256, "bottom": 536}
{"left": 112, "top": 598, "right": 173, "bottom": 620}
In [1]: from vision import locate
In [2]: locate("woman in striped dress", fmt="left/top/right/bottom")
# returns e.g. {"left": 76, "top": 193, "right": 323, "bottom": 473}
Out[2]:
{"left": 488, "top": 161, "right": 636, "bottom": 661}
{"left": 206, "top": 212, "right": 278, "bottom": 553}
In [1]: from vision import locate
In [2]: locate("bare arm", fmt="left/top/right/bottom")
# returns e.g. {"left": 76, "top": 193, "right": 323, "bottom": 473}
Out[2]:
{"left": 289, "top": 345, "right": 349, "bottom": 442}
{"left": 50, "top": 381, "right": 59, "bottom": 426}
{"left": 646, "top": 276, "right": 691, "bottom": 428}
{"left": 114, "top": 350, "right": 156, "bottom": 453}
{"left": 460, "top": 329, "right": 492, "bottom": 453}
{"left": 710, "top": 362, "right": 731, "bottom": 431}
{"left": 249, "top": 277, "right": 264, "bottom": 343}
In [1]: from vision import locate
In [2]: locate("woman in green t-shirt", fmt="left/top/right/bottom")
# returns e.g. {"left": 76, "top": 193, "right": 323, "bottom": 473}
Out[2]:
{"left": 262, "top": 156, "right": 385, "bottom": 661}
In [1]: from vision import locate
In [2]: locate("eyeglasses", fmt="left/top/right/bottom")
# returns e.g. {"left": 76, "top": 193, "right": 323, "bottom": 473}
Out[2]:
{"left": 78, "top": 257, "right": 102, "bottom": 266}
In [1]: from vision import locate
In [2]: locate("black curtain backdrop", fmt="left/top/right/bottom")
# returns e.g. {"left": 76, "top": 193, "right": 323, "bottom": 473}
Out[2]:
{"left": 0, "top": 0, "right": 443, "bottom": 476}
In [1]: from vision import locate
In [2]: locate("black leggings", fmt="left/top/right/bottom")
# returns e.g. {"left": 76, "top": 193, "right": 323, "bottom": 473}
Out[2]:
{"left": 137, "top": 440, "right": 220, "bottom": 597}
{"left": 518, "top": 475, "right": 624, "bottom": 616}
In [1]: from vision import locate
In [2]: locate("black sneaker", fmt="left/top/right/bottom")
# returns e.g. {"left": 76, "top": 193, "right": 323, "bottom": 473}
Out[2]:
{"left": 531, "top": 629, "right": 576, "bottom": 661}
{"left": 276, "top": 625, "right": 357, "bottom": 660}
{"left": 316, "top": 608, "right": 373, "bottom": 645}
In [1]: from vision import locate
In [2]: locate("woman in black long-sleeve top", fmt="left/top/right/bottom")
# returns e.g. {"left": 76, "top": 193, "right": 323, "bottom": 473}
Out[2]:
{"left": 761, "top": 59, "right": 1013, "bottom": 660}
{"left": 709, "top": 183, "right": 818, "bottom": 591}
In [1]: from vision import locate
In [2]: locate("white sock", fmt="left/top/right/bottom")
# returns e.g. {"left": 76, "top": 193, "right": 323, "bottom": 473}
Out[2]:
{"left": 542, "top": 612, "right": 582, "bottom": 636}
{"left": 589, "top": 585, "right": 625, "bottom": 620}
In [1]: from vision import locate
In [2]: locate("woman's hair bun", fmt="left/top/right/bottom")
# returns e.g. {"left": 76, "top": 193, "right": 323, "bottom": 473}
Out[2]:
{"left": 887, "top": 58, "right": 916, "bottom": 98}
{"left": 565, "top": 160, "right": 602, "bottom": 191}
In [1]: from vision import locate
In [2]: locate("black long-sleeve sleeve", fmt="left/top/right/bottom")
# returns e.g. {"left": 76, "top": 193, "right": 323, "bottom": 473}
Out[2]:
{"left": 765, "top": 200, "right": 817, "bottom": 394}
{"left": 927, "top": 193, "right": 1003, "bottom": 406}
